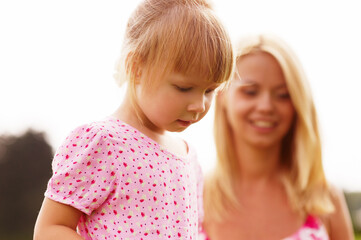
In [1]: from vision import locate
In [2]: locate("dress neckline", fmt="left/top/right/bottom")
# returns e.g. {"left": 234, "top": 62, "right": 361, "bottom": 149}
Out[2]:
{"left": 106, "top": 115, "right": 193, "bottom": 161}
{"left": 199, "top": 215, "right": 328, "bottom": 240}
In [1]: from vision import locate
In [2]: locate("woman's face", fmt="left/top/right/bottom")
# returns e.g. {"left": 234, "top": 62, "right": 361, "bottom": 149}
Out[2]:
{"left": 224, "top": 51, "right": 295, "bottom": 149}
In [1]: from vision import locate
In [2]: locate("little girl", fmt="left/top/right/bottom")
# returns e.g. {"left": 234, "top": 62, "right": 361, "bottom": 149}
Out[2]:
{"left": 33, "top": 0, "right": 234, "bottom": 239}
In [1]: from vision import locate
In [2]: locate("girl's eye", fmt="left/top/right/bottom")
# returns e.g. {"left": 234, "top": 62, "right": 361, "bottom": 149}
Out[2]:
{"left": 175, "top": 86, "right": 192, "bottom": 92}
{"left": 205, "top": 88, "right": 216, "bottom": 94}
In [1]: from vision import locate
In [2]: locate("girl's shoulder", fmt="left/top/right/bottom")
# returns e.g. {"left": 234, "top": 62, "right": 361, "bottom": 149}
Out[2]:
{"left": 66, "top": 117, "right": 201, "bottom": 167}
{"left": 65, "top": 116, "right": 143, "bottom": 143}
{"left": 53, "top": 116, "right": 146, "bottom": 166}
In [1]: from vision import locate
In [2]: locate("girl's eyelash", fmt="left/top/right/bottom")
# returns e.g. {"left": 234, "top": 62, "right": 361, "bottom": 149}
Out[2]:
{"left": 174, "top": 85, "right": 217, "bottom": 94}
{"left": 175, "top": 86, "right": 192, "bottom": 92}
{"left": 205, "top": 88, "right": 216, "bottom": 94}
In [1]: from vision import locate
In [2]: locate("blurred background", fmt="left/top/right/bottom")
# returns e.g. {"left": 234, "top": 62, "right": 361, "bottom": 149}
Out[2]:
{"left": 0, "top": 0, "right": 360, "bottom": 239}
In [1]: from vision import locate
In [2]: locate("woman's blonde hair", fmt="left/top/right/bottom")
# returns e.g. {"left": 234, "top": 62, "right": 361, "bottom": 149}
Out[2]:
{"left": 114, "top": 0, "right": 234, "bottom": 115}
{"left": 204, "top": 34, "right": 334, "bottom": 221}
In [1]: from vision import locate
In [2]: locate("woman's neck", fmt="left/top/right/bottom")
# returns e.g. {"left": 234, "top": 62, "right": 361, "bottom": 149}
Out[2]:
{"left": 234, "top": 139, "right": 282, "bottom": 183}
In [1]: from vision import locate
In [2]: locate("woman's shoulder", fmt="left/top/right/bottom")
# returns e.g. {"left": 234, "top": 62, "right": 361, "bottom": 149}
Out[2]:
{"left": 321, "top": 184, "right": 354, "bottom": 240}
{"left": 279, "top": 215, "right": 329, "bottom": 240}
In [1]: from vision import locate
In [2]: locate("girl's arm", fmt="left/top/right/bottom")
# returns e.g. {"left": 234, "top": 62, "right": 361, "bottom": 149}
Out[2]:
{"left": 327, "top": 186, "right": 355, "bottom": 240}
{"left": 33, "top": 197, "right": 83, "bottom": 240}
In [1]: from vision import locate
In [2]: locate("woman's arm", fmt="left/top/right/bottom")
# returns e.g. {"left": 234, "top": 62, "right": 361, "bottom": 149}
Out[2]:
{"left": 327, "top": 186, "right": 355, "bottom": 240}
{"left": 33, "top": 197, "right": 83, "bottom": 240}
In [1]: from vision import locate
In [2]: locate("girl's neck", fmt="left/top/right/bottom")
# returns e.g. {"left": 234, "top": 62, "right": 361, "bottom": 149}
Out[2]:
{"left": 113, "top": 95, "right": 165, "bottom": 142}
{"left": 113, "top": 96, "right": 189, "bottom": 158}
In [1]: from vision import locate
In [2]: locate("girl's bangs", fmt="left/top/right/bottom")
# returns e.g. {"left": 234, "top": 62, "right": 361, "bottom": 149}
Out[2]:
{"left": 144, "top": 7, "right": 233, "bottom": 84}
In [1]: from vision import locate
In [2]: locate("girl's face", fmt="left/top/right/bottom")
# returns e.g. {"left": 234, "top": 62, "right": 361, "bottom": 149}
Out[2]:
{"left": 136, "top": 70, "right": 220, "bottom": 133}
{"left": 224, "top": 52, "right": 295, "bottom": 149}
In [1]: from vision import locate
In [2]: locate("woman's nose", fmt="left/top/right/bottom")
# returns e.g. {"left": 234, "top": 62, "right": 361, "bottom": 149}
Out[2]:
{"left": 257, "top": 93, "right": 274, "bottom": 113}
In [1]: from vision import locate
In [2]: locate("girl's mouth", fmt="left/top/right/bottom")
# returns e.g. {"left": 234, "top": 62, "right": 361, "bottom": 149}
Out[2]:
{"left": 177, "top": 120, "right": 192, "bottom": 127}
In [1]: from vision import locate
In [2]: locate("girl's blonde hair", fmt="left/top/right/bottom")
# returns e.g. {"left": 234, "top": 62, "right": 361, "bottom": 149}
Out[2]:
{"left": 204, "top": 34, "right": 334, "bottom": 221}
{"left": 114, "top": 0, "right": 234, "bottom": 113}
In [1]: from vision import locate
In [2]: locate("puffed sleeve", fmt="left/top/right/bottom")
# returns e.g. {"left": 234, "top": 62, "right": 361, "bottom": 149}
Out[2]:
{"left": 45, "top": 124, "right": 118, "bottom": 215}
{"left": 196, "top": 161, "right": 205, "bottom": 232}
{"left": 187, "top": 143, "right": 205, "bottom": 233}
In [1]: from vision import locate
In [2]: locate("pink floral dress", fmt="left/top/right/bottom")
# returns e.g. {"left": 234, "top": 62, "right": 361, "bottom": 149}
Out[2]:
{"left": 45, "top": 116, "right": 204, "bottom": 239}
{"left": 199, "top": 215, "right": 329, "bottom": 240}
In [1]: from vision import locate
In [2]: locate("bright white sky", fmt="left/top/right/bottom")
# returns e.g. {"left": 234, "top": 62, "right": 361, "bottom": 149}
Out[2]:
{"left": 0, "top": 0, "right": 360, "bottom": 191}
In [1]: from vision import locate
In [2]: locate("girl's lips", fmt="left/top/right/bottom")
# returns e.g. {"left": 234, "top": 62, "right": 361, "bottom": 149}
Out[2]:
{"left": 177, "top": 120, "right": 192, "bottom": 127}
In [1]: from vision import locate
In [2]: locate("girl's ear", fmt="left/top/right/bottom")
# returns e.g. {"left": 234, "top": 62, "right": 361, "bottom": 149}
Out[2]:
{"left": 133, "top": 65, "right": 142, "bottom": 84}
{"left": 126, "top": 53, "right": 143, "bottom": 84}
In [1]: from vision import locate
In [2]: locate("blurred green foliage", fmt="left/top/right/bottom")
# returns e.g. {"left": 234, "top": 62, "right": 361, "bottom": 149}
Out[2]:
{"left": 345, "top": 191, "right": 361, "bottom": 233}
{"left": 0, "top": 130, "right": 53, "bottom": 239}
{"left": 355, "top": 232, "right": 361, "bottom": 240}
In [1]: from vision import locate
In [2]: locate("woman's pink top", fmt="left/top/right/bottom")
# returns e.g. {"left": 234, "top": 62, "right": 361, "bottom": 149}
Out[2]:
{"left": 199, "top": 215, "right": 329, "bottom": 240}
{"left": 45, "top": 117, "right": 204, "bottom": 239}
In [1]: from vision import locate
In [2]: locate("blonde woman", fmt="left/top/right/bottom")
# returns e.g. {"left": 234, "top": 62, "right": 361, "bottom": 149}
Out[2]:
{"left": 200, "top": 35, "right": 354, "bottom": 240}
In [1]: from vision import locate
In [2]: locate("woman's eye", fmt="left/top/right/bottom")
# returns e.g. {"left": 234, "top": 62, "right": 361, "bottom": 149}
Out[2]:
{"left": 241, "top": 88, "right": 257, "bottom": 96}
{"left": 278, "top": 92, "right": 290, "bottom": 99}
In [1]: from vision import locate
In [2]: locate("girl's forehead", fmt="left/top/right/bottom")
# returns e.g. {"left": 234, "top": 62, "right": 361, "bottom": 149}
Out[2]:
{"left": 167, "top": 71, "right": 221, "bottom": 86}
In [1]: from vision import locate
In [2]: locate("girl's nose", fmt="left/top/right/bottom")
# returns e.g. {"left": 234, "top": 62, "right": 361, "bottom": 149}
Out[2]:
{"left": 188, "top": 94, "right": 206, "bottom": 113}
